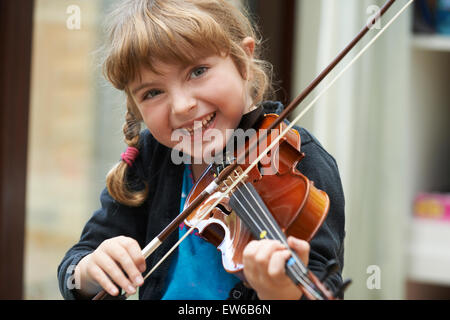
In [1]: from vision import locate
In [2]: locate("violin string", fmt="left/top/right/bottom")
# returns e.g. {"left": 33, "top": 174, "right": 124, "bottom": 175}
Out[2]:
{"left": 231, "top": 182, "right": 322, "bottom": 299}
{"left": 240, "top": 181, "right": 309, "bottom": 274}
{"left": 231, "top": 187, "right": 319, "bottom": 298}
{"left": 139, "top": 0, "right": 413, "bottom": 292}
{"left": 233, "top": 182, "right": 306, "bottom": 275}
{"left": 227, "top": 176, "right": 318, "bottom": 295}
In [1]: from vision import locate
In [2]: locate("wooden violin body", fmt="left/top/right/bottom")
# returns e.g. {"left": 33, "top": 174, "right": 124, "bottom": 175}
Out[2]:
{"left": 184, "top": 114, "right": 330, "bottom": 278}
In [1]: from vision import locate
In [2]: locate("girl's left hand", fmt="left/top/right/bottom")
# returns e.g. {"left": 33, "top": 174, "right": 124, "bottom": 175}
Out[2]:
{"left": 242, "top": 236, "right": 310, "bottom": 300}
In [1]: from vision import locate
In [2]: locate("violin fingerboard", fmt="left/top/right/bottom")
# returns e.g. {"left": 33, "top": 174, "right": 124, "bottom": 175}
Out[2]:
{"left": 229, "top": 182, "right": 285, "bottom": 242}
{"left": 229, "top": 183, "right": 325, "bottom": 299}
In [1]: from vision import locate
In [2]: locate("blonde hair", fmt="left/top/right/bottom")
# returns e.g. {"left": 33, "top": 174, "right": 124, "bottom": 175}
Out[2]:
{"left": 102, "top": 0, "right": 273, "bottom": 206}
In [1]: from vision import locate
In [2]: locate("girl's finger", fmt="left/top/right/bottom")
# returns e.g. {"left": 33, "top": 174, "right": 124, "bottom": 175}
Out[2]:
{"left": 242, "top": 240, "right": 259, "bottom": 260}
{"left": 242, "top": 240, "right": 260, "bottom": 281}
{"left": 104, "top": 241, "right": 143, "bottom": 288}
{"left": 87, "top": 263, "right": 119, "bottom": 296}
{"left": 267, "top": 249, "right": 292, "bottom": 281}
{"left": 117, "top": 237, "right": 145, "bottom": 286}
{"left": 118, "top": 236, "right": 146, "bottom": 274}
{"left": 95, "top": 250, "right": 137, "bottom": 296}
{"left": 252, "top": 239, "right": 284, "bottom": 267}
{"left": 287, "top": 236, "right": 310, "bottom": 266}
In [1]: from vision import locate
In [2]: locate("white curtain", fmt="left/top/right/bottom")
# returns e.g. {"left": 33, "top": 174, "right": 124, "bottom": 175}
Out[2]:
{"left": 291, "top": 0, "right": 413, "bottom": 299}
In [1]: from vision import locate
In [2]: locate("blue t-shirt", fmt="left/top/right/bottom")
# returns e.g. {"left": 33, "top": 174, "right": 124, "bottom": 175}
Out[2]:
{"left": 161, "top": 164, "right": 240, "bottom": 300}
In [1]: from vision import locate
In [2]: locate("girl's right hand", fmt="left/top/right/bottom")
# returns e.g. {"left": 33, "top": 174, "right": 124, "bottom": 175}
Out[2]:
{"left": 74, "top": 236, "right": 146, "bottom": 297}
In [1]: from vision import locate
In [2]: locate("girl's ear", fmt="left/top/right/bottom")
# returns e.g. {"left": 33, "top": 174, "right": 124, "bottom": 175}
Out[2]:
{"left": 241, "top": 36, "right": 255, "bottom": 58}
{"left": 240, "top": 37, "right": 255, "bottom": 81}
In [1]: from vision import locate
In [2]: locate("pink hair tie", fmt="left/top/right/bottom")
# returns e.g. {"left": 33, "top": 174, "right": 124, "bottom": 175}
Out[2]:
{"left": 121, "top": 146, "right": 139, "bottom": 167}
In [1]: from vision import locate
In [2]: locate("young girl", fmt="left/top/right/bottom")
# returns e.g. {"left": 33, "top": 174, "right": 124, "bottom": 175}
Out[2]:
{"left": 58, "top": 0, "right": 345, "bottom": 300}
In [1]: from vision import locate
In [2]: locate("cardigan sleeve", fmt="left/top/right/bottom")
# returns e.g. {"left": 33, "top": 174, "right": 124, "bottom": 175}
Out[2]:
{"left": 294, "top": 128, "right": 346, "bottom": 296}
{"left": 57, "top": 187, "right": 150, "bottom": 299}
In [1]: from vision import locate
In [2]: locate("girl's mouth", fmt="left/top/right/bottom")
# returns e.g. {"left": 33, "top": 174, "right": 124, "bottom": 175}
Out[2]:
{"left": 180, "top": 112, "right": 216, "bottom": 137}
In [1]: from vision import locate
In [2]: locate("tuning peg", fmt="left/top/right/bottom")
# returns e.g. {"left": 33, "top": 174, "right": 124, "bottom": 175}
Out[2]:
{"left": 334, "top": 278, "right": 352, "bottom": 299}
{"left": 320, "top": 259, "right": 340, "bottom": 282}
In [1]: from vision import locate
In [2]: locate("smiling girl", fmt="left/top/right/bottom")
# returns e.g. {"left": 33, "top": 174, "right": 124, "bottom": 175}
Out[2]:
{"left": 58, "top": 0, "right": 345, "bottom": 300}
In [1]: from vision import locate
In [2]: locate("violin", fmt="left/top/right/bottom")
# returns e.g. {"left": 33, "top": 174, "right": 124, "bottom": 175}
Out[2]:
{"left": 93, "top": 0, "right": 412, "bottom": 300}
{"left": 183, "top": 111, "right": 337, "bottom": 300}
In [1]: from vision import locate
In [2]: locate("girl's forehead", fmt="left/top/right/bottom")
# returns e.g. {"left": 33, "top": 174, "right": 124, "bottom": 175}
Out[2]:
{"left": 142, "top": 59, "right": 178, "bottom": 76}
{"left": 134, "top": 58, "right": 193, "bottom": 81}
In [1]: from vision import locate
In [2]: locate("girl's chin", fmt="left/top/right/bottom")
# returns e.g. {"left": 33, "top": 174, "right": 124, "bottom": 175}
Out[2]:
{"left": 176, "top": 142, "right": 226, "bottom": 164}
{"left": 171, "top": 126, "right": 234, "bottom": 164}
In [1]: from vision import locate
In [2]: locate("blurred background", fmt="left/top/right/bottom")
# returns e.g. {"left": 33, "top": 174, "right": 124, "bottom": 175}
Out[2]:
{"left": 0, "top": 0, "right": 449, "bottom": 300}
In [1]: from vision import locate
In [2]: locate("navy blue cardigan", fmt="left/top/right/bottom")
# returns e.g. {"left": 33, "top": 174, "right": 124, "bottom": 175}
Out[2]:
{"left": 58, "top": 101, "right": 346, "bottom": 300}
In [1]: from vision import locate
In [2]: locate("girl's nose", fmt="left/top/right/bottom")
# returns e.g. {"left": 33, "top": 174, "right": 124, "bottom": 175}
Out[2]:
{"left": 171, "top": 89, "right": 197, "bottom": 116}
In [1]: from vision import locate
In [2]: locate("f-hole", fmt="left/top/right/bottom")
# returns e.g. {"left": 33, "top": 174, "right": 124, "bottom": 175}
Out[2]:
{"left": 215, "top": 203, "right": 232, "bottom": 216}
{"left": 200, "top": 223, "right": 225, "bottom": 248}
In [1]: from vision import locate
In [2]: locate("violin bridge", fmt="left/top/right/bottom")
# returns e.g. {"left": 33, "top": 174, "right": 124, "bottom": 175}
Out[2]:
{"left": 219, "top": 166, "right": 247, "bottom": 193}
{"left": 213, "top": 153, "right": 236, "bottom": 177}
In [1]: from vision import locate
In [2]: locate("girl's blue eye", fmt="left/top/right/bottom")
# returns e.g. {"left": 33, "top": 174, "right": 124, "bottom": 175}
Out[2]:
{"left": 143, "top": 89, "right": 162, "bottom": 100}
{"left": 190, "top": 66, "right": 208, "bottom": 79}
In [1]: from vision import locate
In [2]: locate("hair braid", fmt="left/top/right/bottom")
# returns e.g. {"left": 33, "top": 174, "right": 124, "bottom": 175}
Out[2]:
{"left": 106, "top": 99, "right": 148, "bottom": 207}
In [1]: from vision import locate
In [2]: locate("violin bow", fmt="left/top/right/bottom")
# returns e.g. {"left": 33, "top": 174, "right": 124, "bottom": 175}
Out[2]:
{"left": 93, "top": 0, "right": 414, "bottom": 300}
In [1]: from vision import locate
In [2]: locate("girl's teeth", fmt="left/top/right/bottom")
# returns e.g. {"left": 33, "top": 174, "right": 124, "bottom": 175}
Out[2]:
{"left": 183, "top": 112, "right": 215, "bottom": 135}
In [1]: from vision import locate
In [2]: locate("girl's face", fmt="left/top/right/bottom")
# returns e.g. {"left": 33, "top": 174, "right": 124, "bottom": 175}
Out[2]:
{"left": 130, "top": 48, "right": 254, "bottom": 163}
